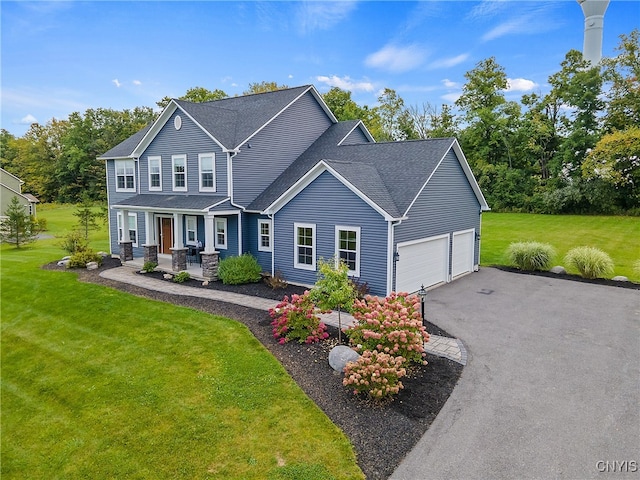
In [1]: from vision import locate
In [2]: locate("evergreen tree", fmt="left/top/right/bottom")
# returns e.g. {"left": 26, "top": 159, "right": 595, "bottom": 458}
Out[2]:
{"left": 0, "top": 196, "right": 39, "bottom": 248}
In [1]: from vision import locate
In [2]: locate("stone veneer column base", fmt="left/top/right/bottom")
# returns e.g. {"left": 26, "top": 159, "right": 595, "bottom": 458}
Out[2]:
{"left": 200, "top": 252, "right": 219, "bottom": 280}
{"left": 170, "top": 248, "right": 188, "bottom": 272}
{"left": 143, "top": 244, "right": 158, "bottom": 264}
{"left": 119, "top": 241, "right": 133, "bottom": 262}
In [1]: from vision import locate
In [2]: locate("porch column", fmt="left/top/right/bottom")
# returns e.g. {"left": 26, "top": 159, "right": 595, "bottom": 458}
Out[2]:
{"left": 170, "top": 212, "right": 187, "bottom": 271}
{"left": 142, "top": 211, "right": 158, "bottom": 264}
{"left": 118, "top": 208, "right": 133, "bottom": 262}
{"left": 202, "top": 214, "right": 219, "bottom": 279}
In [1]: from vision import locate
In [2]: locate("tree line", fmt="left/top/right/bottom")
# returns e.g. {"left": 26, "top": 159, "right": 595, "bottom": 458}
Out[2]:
{"left": 1, "top": 31, "right": 638, "bottom": 214}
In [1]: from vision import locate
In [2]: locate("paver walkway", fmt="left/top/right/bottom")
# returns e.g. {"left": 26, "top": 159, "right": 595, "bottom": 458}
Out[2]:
{"left": 100, "top": 266, "right": 466, "bottom": 364}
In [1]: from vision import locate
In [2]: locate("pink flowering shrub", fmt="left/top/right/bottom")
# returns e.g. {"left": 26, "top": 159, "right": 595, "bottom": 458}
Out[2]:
{"left": 269, "top": 291, "right": 330, "bottom": 344}
{"left": 347, "top": 292, "right": 430, "bottom": 366}
{"left": 343, "top": 350, "right": 407, "bottom": 399}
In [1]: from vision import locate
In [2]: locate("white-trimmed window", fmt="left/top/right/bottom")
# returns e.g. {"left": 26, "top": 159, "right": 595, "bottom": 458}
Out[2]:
{"left": 117, "top": 212, "right": 138, "bottom": 247}
{"left": 336, "top": 226, "right": 360, "bottom": 276}
{"left": 215, "top": 218, "right": 227, "bottom": 249}
{"left": 115, "top": 160, "right": 135, "bottom": 192}
{"left": 294, "top": 223, "right": 315, "bottom": 270}
{"left": 148, "top": 156, "right": 162, "bottom": 191}
{"left": 198, "top": 153, "right": 216, "bottom": 192}
{"left": 258, "top": 219, "right": 272, "bottom": 252}
{"left": 186, "top": 215, "right": 197, "bottom": 245}
{"left": 172, "top": 154, "right": 187, "bottom": 191}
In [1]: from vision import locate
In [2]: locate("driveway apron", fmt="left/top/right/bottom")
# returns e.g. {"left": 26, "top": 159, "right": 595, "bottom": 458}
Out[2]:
{"left": 392, "top": 267, "right": 639, "bottom": 480}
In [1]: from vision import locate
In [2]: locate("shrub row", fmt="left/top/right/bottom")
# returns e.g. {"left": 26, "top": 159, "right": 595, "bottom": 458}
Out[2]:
{"left": 505, "top": 241, "right": 624, "bottom": 280}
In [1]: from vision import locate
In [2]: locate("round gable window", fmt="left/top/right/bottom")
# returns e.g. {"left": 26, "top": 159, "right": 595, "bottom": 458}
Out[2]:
{"left": 174, "top": 115, "right": 182, "bottom": 130}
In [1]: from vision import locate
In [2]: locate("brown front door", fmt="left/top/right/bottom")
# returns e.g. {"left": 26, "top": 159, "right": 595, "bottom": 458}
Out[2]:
{"left": 158, "top": 217, "right": 173, "bottom": 254}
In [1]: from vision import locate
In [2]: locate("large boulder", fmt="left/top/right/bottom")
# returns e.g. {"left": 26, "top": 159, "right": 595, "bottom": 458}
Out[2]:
{"left": 550, "top": 266, "right": 567, "bottom": 275}
{"left": 612, "top": 275, "right": 629, "bottom": 282}
{"left": 328, "top": 345, "right": 360, "bottom": 373}
{"left": 86, "top": 262, "right": 99, "bottom": 270}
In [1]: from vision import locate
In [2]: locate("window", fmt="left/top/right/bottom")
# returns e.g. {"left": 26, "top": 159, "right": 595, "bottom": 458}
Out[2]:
{"left": 148, "top": 156, "right": 162, "bottom": 191}
{"left": 115, "top": 160, "right": 135, "bottom": 192}
{"left": 172, "top": 154, "right": 187, "bottom": 191}
{"left": 215, "top": 218, "right": 227, "bottom": 249}
{"left": 186, "top": 216, "right": 197, "bottom": 245}
{"left": 198, "top": 153, "right": 216, "bottom": 192}
{"left": 294, "top": 223, "right": 315, "bottom": 270}
{"left": 117, "top": 212, "right": 138, "bottom": 247}
{"left": 258, "top": 219, "right": 271, "bottom": 252}
{"left": 336, "top": 226, "right": 360, "bottom": 276}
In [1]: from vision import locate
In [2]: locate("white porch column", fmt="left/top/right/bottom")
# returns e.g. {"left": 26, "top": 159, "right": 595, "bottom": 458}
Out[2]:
{"left": 120, "top": 209, "right": 129, "bottom": 242}
{"left": 173, "top": 213, "right": 184, "bottom": 249}
{"left": 144, "top": 211, "right": 156, "bottom": 245}
{"left": 204, "top": 215, "right": 216, "bottom": 253}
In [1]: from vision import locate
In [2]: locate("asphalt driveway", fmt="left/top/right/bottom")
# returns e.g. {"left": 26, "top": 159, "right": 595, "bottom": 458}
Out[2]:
{"left": 392, "top": 267, "right": 639, "bottom": 480}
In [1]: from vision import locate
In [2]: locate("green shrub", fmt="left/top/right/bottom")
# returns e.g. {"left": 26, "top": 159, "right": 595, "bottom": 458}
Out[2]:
{"left": 173, "top": 271, "right": 190, "bottom": 283}
{"left": 60, "top": 231, "right": 89, "bottom": 255}
{"left": 68, "top": 250, "right": 103, "bottom": 269}
{"left": 142, "top": 261, "right": 158, "bottom": 273}
{"left": 505, "top": 241, "right": 556, "bottom": 271}
{"left": 35, "top": 217, "right": 48, "bottom": 232}
{"left": 217, "top": 254, "right": 262, "bottom": 285}
{"left": 564, "top": 246, "right": 615, "bottom": 279}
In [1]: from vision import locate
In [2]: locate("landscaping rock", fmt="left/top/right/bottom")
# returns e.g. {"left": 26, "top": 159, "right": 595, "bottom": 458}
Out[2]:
{"left": 163, "top": 273, "right": 173, "bottom": 280}
{"left": 86, "top": 262, "right": 99, "bottom": 270}
{"left": 328, "top": 345, "right": 360, "bottom": 372}
{"left": 57, "top": 259, "right": 70, "bottom": 267}
{"left": 202, "top": 280, "right": 209, "bottom": 286}
{"left": 550, "top": 266, "right": 567, "bottom": 275}
{"left": 62, "top": 256, "right": 71, "bottom": 261}
{"left": 97, "top": 251, "right": 109, "bottom": 258}
{"left": 612, "top": 275, "right": 629, "bottom": 282}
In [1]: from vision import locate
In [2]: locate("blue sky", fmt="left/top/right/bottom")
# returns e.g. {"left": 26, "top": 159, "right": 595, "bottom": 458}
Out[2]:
{"left": 1, "top": 0, "right": 638, "bottom": 137}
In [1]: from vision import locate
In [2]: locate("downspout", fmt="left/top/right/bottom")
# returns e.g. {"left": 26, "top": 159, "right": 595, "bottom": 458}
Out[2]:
{"left": 387, "top": 218, "right": 403, "bottom": 294}
{"left": 269, "top": 213, "right": 275, "bottom": 276}
{"left": 227, "top": 149, "right": 245, "bottom": 255}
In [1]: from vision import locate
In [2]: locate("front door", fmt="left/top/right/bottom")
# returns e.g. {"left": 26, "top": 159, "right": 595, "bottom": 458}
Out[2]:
{"left": 158, "top": 217, "right": 173, "bottom": 254}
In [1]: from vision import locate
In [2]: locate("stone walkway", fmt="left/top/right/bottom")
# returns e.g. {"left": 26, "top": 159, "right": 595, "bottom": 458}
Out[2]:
{"left": 100, "top": 266, "right": 466, "bottom": 365}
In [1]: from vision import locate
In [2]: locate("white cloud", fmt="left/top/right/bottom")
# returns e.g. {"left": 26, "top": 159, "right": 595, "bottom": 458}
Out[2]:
{"left": 296, "top": 1, "right": 358, "bottom": 34}
{"left": 365, "top": 44, "right": 427, "bottom": 73}
{"left": 112, "top": 79, "right": 122, "bottom": 88}
{"left": 442, "top": 79, "right": 459, "bottom": 89}
{"left": 506, "top": 78, "right": 538, "bottom": 92}
{"left": 429, "top": 53, "right": 469, "bottom": 70}
{"left": 133, "top": 80, "right": 142, "bottom": 86}
{"left": 288, "top": 74, "right": 294, "bottom": 79}
{"left": 17, "top": 114, "right": 38, "bottom": 125}
{"left": 316, "top": 75, "right": 375, "bottom": 92}
{"left": 442, "top": 92, "right": 462, "bottom": 103}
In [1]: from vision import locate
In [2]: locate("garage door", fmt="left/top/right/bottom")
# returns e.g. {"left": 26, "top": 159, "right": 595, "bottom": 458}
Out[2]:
{"left": 452, "top": 229, "right": 475, "bottom": 278}
{"left": 396, "top": 235, "right": 449, "bottom": 293}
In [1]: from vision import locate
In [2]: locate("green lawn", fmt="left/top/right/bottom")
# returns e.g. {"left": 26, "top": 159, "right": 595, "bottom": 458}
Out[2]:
{"left": 481, "top": 212, "right": 640, "bottom": 281}
{"left": 1, "top": 208, "right": 363, "bottom": 479}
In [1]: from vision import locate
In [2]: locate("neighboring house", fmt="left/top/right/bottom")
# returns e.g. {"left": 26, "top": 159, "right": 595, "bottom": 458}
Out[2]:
{"left": 0, "top": 168, "right": 39, "bottom": 219}
{"left": 100, "top": 85, "right": 489, "bottom": 296}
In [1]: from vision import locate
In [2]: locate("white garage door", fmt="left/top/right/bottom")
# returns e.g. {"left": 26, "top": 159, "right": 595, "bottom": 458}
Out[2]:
{"left": 396, "top": 235, "right": 449, "bottom": 293}
{"left": 452, "top": 229, "right": 475, "bottom": 278}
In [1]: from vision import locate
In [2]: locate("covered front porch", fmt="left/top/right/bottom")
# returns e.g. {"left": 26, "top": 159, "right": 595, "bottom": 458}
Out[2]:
{"left": 122, "top": 254, "right": 209, "bottom": 280}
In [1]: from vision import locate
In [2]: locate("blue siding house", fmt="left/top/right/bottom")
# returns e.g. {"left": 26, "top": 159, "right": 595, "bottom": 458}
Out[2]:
{"left": 100, "top": 85, "right": 489, "bottom": 296}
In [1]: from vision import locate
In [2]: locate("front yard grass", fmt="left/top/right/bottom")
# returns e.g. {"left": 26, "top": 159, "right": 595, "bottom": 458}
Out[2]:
{"left": 481, "top": 212, "right": 640, "bottom": 281}
{"left": 1, "top": 243, "right": 363, "bottom": 479}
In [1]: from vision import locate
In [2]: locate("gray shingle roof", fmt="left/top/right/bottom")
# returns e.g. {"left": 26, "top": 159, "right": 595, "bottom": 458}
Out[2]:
{"left": 248, "top": 124, "right": 457, "bottom": 219}
{"left": 112, "top": 194, "right": 230, "bottom": 211}
{"left": 176, "top": 85, "right": 313, "bottom": 149}
{"left": 98, "top": 123, "right": 153, "bottom": 159}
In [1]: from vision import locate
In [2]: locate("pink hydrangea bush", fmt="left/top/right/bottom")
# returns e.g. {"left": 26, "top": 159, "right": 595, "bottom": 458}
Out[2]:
{"left": 347, "top": 292, "right": 430, "bottom": 366}
{"left": 343, "top": 350, "right": 407, "bottom": 399}
{"left": 269, "top": 291, "right": 330, "bottom": 344}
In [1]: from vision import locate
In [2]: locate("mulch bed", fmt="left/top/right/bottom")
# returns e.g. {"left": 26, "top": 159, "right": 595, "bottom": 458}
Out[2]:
{"left": 494, "top": 265, "right": 640, "bottom": 290}
{"left": 44, "top": 256, "right": 463, "bottom": 479}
